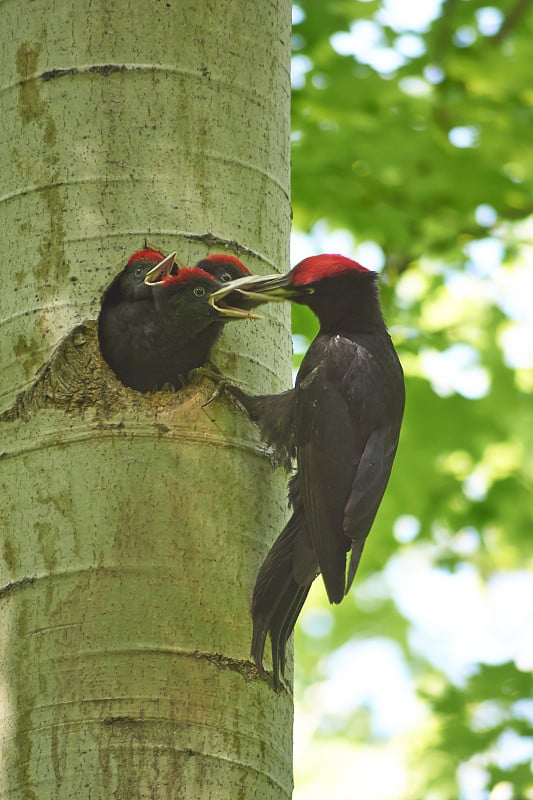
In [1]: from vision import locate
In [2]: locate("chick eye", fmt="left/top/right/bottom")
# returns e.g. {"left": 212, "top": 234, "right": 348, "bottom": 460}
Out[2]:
{"left": 193, "top": 286, "right": 206, "bottom": 297}
{"left": 134, "top": 267, "right": 144, "bottom": 278}
{"left": 219, "top": 272, "right": 232, "bottom": 282}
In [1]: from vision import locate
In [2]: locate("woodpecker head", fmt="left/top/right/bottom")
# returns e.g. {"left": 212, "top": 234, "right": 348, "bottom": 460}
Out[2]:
{"left": 195, "top": 253, "right": 251, "bottom": 283}
{"left": 116, "top": 249, "right": 177, "bottom": 301}
{"left": 284, "top": 254, "right": 371, "bottom": 288}
{"left": 208, "top": 254, "right": 381, "bottom": 328}
{"left": 144, "top": 264, "right": 260, "bottom": 321}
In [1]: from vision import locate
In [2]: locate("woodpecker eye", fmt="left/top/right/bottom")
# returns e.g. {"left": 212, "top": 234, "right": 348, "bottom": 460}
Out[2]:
{"left": 134, "top": 267, "right": 144, "bottom": 278}
{"left": 219, "top": 272, "right": 232, "bottom": 282}
{"left": 193, "top": 286, "right": 206, "bottom": 297}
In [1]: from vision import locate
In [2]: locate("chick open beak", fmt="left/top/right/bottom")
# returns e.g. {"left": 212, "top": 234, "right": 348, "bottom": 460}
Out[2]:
{"left": 208, "top": 272, "right": 297, "bottom": 316}
{"left": 144, "top": 252, "right": 178, "bottom": 285}
{"left": 209, "top": 293, "right": 263, "bottom": 320}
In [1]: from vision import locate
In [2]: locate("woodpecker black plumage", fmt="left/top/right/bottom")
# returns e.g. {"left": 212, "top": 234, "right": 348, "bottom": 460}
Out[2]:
{"left": 98, "top": 250, "right": 253, "bottom": 392}
{"left": 98, "top": 248, "right": 177, "bottom": 391}
{"left": 212, "top": 254, "right": 405, "bottom": 686}
{"left": 146, "top": 266, "right": 249, "bottom": 382}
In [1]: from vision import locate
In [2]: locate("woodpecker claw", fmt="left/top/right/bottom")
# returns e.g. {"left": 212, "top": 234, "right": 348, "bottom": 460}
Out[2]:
{"left": 202, "top": 382, "right": 227, "bottom": 408}
{"left": 199, "top": 373, "right": 246, "bottom": 408}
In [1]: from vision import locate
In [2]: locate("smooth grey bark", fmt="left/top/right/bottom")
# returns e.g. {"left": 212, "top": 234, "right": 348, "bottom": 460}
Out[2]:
{"left": 0, "top": 1, "right": 293, "bottom": 797}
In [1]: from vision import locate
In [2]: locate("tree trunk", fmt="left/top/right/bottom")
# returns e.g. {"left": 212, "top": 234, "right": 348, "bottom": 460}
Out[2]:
{"left": 0, "top": 1, "right": 293, "bottom": 797}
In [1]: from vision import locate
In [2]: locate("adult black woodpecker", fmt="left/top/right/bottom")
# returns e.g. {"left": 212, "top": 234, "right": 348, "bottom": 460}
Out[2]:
{"left": 210, "top": 254, "right": 405, "bottom": 686}
{"left": 98, "top": 248, "right": 177, "bottom": 391}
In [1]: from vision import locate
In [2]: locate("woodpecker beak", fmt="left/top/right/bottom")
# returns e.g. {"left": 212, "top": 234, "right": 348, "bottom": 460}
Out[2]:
{"left": 209, "top": 272, "right": 299, "bottom": 314}
{"left": 210, "top": 295, "right": 263, "bottom": 320}
{"left": 204, "top": 273, "right": 273, "bottom": 319}
{"left": 144, "top": 252, "right": 178, "bottom": 284}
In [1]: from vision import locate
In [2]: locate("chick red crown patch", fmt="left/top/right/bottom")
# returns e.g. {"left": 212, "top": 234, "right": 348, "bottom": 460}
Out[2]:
{"left": 127, "top": 248, "right": 165, "bottom": 266}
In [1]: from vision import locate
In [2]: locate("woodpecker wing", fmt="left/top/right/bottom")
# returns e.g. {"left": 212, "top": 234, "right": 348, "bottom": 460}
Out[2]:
{"left": 295, "top": 332, "right": 404, "bottom": 603}
{"left": 343, "top": 423, "right": 401, "bottom": 591}
{"left": 295, "top": 339, "right": 356, "bottom": 604}
{"left": 341, "top": 333, "right": 404, "bottom": 590}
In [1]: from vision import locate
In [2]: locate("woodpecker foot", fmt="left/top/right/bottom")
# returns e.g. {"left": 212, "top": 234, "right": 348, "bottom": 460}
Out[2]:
{"left": 190, "top": 366, "right": 249, "bottom": 408}
{"left": 202, "top": 380, "right": 230, "bottom": 408}
{"left": 189, "top": 364, "right": 223, "bottom": 383}
{"left": 187, "top": 365, "right": 222, "bottom": 405}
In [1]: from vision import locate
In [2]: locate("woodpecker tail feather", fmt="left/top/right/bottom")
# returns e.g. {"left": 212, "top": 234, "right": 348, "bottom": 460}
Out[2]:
{"left": 271, "top": 583, "right": 311, "bottom": 686}
{"left": 251, "top": 499, "right": 317, "bottom": 689}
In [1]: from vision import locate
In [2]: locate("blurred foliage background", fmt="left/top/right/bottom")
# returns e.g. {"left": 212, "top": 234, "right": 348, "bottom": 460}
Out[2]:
{"left": 289, "top": 1, "right": 533, "bottom": 798}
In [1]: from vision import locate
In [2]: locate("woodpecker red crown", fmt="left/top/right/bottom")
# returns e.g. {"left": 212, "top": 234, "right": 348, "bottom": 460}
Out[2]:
{"left": 202, "top": 253, "right": 251, "bottom": 275}
{"left": 158, "top": 267, "right": 219, "bottom": 286}
{"left": 290, "top": 254, "right": 370, "bottom": 286}
{"left": 127, "top": 248, "right": 165, "bottom": 266}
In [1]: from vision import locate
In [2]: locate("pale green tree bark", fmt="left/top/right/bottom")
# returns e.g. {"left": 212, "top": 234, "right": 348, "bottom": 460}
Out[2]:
{"left": 0, "top": 1, "right": 293, "bottom": 797}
